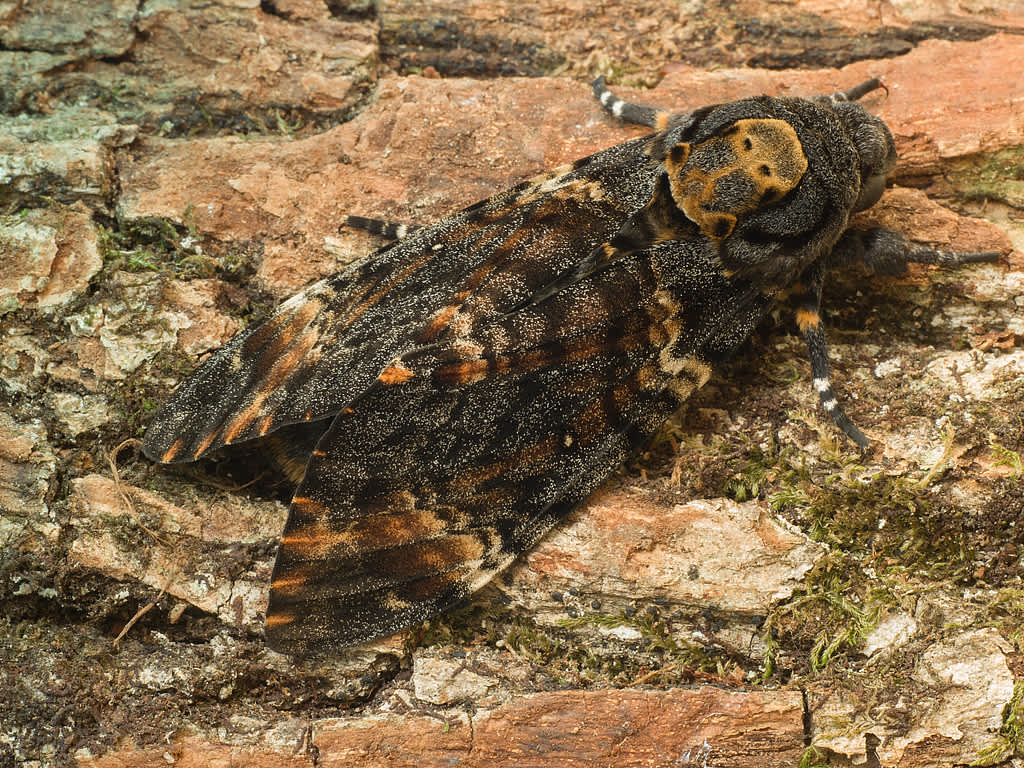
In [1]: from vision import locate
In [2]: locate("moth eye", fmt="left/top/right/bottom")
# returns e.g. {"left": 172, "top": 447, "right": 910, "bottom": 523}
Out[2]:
{"left": 743, "top": 137, "right": 753, "bottom": 151}
{"left": 760, "top": 164, "right": 772, "bottom": 177}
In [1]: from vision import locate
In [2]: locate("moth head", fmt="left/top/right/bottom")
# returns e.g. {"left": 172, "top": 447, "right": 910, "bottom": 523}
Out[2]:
{"left": 663, "top": 118, "right": 809, "bottom": 240}
{"left": 832, "top": 101, "right": 898, "bottom": 211}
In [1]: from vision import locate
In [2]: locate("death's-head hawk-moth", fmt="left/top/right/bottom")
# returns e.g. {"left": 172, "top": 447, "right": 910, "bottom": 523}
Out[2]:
{"left": 142, "top": 78, "right": 999, "bottom": 655}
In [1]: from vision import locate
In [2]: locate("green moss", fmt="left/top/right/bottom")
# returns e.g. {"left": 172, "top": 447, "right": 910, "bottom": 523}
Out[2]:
{"left": 96, "top": 216, "right": 257, "bottom": 283}
{"left": 948, "top": 146, "right": 1024, "bottom": 208}
{"left": 775, "top": 463, "right": 975, "bottom": 582}
{"left": 409, "top": 599, "right": 743, "bottom": 688}
{"left": 990, "top": 439, "right": 1023, "bottom": 479}
{"left": 798, "top": 746, "right": 830, "bottom": 768}
{"left": 973, "top": 679, "right": 1024, "bottom": 765}
{"left": 762, "top": 553, "right": 878, "bottom": 678}
{"left": 109, "top": 346, "right": 195, "bottom": 438}
{"left": 559, "top": 610, "right": 710, "bottom": 669}
{"left": 723, "top": 442, "right": 788, "bottom": 502}
{"left": 988, "top": 589, "right": 1024, "bottom": 652}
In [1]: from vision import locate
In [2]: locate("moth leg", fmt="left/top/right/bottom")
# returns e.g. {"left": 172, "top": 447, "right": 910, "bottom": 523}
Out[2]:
{"left": 592, "top": 76, "right": 671, "bottom": 130}
{"left": 827, "top": 227, "right": 1001, "bottom": 275}
{"left": 805, "top": 229, "right": 999, "bottom": 447}
{"left": 793, "top": 262, "right": 870, "bottom": 449}
{"left": 342, "top": 215, "right": 422, "bottom": 241}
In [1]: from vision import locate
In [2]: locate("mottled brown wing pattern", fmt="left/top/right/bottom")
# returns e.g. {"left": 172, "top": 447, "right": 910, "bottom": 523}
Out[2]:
{"left": 265, "top": 248, "right": 716, "bottom": 651}
{"left": 143, "top": 77, "right": 1000, "bottom": 653}
{"left": 141, "top": 136, "right": 662, "bottom": 466}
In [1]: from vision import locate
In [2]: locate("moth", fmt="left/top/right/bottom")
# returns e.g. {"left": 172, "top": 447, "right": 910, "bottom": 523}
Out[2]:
{"left": 142, "top": 77, "right": 997, "bottom": 654}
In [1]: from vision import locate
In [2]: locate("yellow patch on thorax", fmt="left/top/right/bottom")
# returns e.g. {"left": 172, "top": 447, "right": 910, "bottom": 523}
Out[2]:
{"left": 665, "top": 118, "right": 808, "bottom": 240}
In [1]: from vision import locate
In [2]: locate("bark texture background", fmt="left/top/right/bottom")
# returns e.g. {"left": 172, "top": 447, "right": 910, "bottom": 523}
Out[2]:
{"left": 2, "top": 1, "right": 1024, "bottom": 766}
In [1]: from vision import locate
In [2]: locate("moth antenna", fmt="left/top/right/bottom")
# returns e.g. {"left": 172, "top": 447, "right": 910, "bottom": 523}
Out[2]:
{"left": 342, "top": 215, "right": 421, "bottom": 241}
{"left": 591, "top": 76, "right": 670, "bottom": 130}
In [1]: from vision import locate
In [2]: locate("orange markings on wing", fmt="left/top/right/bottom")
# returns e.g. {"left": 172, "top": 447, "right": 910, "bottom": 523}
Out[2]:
{"left": 447, "top": 435, "right": 559, "bottom": 489}
{"left": 520, "top": 434, "right": 561, "bottom": 465}
{"left": 445, "top": 454, "right": 507, "bottom": 488}
{"left": 160, "top": 437, "right": 185, "bottom": 463}
{"left": 346, "top": 506, "right": 447, "bottom": 553}
{"left": 190, "top": 430, "right": 219, "bottom": 461}
{"left": 436, "top": 329, "right": 650, "bottom": 388}
{"left": 240, "top": 302, "right": 306, "bottom": 358}
{"left": 455, "top": 486, "right": 514, "bottom": 513}
{"left": 262, "top": 324, "right": 322, "bottom": 393}
{"left": 291, "top": 495, "right": 330, "bottom": 520}
{"left": 219, "top": 400, "right": 264, "bottom": 446}
{"left": 309, "top": 248, "right": 437, "bottom": 348}
{"left": 503, "top": 346, "right": 557, "bottom": 371}
{"left": 634, "top": 362, "right": 659, "bottom": 390}
{"left": 569, "top": 330, "right": 647, "bottom": 363}
{"left": 220, "top": 322, "right": 321, "bottom": 445}
{"left": 264, "top": 611, "right": 295, "bottom": 628}
{"left": 246, "top": 297, "right": 324, "bottom": 378}
{"left": 420, "top": 303, "right": 462, "bottom": 343}
{"left": 456, "top": 229, "right": 525, "bottom": 298}
{"left": 281, "top": 520, "right": 347, "bottom": 560}
{"left": 282, "top": 503, "right": 452, "bottom": 561}
{"left": 378, "top": 361, "right": 415, "bottom": 385}
{"left": 611, "top": 379, "right": 639, "bottom": 414}
{"left": 384, "top": 535, "right": 486, "bottom": 579}
{"left": 435, "top": 358, "right": 489, "bottom": 386}
{"left": 647, "top": 321, "right": 671, "bottom": 347}
{"left": 270, "top": 571, "right": 308, "bottom": 594}
{"left": 337, "top": 501, "right": 446, "bottom": 557}
{"left": 573, "top": 397, "right": 610, "bottom": 446}
{"left": 401, "top": 567, "right": 470, "bottom": 603}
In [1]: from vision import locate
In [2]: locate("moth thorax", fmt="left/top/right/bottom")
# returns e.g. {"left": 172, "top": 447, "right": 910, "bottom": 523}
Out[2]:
{"left": 665, "top": 118, "right": 809, "bottom": 240}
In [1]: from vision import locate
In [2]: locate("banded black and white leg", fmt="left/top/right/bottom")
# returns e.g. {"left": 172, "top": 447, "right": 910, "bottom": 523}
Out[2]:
{"left": 791, "top": 259, "right": 870, "bottom": 448}
{"left": 803, "top": 227, "right": 1001, "bottom": 447}
{"left": 342, "top": 215, "right": 422, "bottom": 241}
